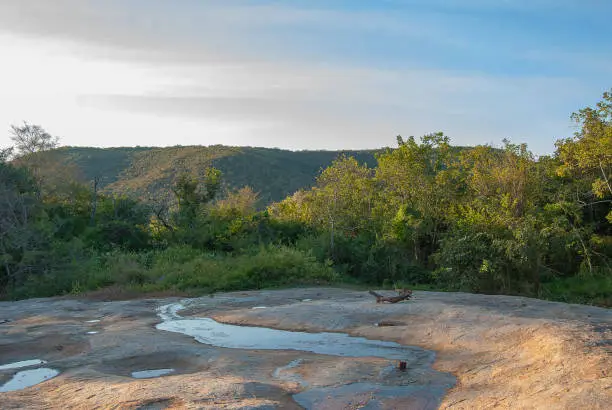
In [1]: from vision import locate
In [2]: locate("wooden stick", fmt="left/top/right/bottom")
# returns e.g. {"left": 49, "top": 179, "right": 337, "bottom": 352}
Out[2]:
{"left": 369, "top": 289, "right": 413, "bottom": 303}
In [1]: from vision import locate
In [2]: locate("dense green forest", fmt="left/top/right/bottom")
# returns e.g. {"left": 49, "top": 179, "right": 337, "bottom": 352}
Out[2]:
{"left": 37, "top": 145, "right": 378, "bottom": 205}
{"left": 1, "top": 91, "right": 611, "bottom": 305}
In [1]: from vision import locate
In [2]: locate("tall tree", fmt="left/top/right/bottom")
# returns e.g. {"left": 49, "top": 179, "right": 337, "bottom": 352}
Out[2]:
{"left": 0, "top": 159, "right": 42, "bottom": 290}
{"left": 312, "top": 156, "right": 376, "bottom": 253}
{"left": 10, "top": 122, "right": 59, "bottom": 157}
{"left": 376, "top": 133, "right": 460, "bottom": 262}
{"left": 8, "top": 122, "right": 81, "bottom": 199}
{"left": 461, "top": 140, "right": 536, "bottom": 219}
{"left": 172, "top": 168, "right": 223, "bottom": 227}
{"left": 556, "top": 89, "right": 612, "bottom": 223}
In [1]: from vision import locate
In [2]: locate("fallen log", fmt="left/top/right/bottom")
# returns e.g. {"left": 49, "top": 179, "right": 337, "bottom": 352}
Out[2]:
{"left": 375, "top": 320, "right": 406, "bottom": 327}
{"left": 368, "top": 289, "right": 413, "bottom": 304}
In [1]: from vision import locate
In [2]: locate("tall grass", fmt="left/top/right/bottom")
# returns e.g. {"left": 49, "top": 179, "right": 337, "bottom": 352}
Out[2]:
{"left": 542, "top": 274, "right": 612, "bottom": 307}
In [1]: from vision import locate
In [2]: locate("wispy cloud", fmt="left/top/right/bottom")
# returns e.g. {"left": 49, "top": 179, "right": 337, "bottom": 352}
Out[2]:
{"left": 78, "top": 61, "right": 587, "bottom": 150}
{"left": 0, "top": 0, "right": 609, "bottom": 153}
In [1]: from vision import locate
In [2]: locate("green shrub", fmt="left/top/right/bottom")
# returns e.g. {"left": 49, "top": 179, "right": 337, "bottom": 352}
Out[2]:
{"left": 542, "top": 273, "right": 612, "bottom": 306}
{"left": 239, "top": 246, "right": 336, "bottom": 288}
{"left": 151, "top": 245, "right": 337, "bottom": 292}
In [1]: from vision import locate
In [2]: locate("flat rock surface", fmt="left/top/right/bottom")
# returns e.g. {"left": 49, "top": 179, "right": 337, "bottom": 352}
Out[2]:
{"left": 0, "top": 288, "right": 610, "bottom": 409}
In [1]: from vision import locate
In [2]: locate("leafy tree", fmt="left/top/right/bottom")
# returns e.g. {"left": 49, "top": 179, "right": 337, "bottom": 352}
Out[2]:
{"left": 0, "top": 159, "right": 40, "bottom": 290}
{"left": 461, "top": 140, "right": 537, "bottom": 219}
{"left": 269, "top": 190, "right": 318, "bottom": 225}
{"left": 214, "top": 186, "right": 260, "bottom": 218}
{"left": 376, "top": 133, "right": 460, "bottom": 263}
{"left": 556, "top": 89, "right": 612, "bottom": 224}
{"left": 84, "top": 196, "right": 152, "bottom": 251}
{"left": 313, "top": 155, "right": 376, "bottom": 249}
{"left": 172, "top": 167, "right": 222, "bottom": 227}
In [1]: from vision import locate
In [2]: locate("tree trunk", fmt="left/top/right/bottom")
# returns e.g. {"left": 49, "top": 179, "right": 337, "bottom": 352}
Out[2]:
{"left": 330, "top": 219, "right": 335, "bottom": 256}
{"left": 90, "top": 177, "right": 99, "bottom": 226}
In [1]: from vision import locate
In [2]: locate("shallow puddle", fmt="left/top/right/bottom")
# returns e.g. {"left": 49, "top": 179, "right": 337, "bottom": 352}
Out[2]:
{"left": 157, "top": 303, "right": 431, "bottom": 361}
{"left": 0, "top": 359, "right": 46, "bottom": 371}
{"left": 131, "top": 368, "right": 175, "bottom": 379}
{"left": 0, "top": 368, "right": 59, "bottom": 392}
{"left": 156, "top": 302, "right": 455, "bottom": 409}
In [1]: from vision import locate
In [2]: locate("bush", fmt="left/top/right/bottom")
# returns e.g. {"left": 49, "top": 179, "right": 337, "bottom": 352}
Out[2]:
{"left": 151, "top": 245, "right": 337, "bottom": 292}
{"left": 433, "top": 228, "right": 508, "bottom": 293}
{"left": 7, "top": 245, "right": 338, "bottom": 299}
{"left": 542, "top": 273, "right": 612, "bottom": 307}
{"left": 241, "top": 246, "right": 336, "bottom": 288}
{"left": 297, "top": 232, "right": 431, "bottom": 285}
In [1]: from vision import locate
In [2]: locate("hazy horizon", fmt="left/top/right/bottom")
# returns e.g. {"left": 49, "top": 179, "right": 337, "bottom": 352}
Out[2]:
{"left": 1, "top": 1, "right": 611, "bottom": 155}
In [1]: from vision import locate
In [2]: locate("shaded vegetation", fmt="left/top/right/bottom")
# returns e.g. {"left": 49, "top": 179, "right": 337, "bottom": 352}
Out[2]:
{"left": 1, "top": 91, "right": 611, "bottom": 306}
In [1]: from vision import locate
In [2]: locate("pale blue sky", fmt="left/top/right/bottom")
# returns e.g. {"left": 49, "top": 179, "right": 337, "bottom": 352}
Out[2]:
{"left": 0, "top": 0, "right": 610, "bottom": 153}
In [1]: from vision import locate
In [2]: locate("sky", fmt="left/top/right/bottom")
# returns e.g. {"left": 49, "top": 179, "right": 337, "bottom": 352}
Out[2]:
{"left": 0, "top": 1, "right": 610, "bottom": 154}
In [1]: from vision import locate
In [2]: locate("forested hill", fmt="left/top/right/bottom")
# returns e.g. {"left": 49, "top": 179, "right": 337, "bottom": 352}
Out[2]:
{"left": 47, "top": 145, "right": 379, "bottom": 204}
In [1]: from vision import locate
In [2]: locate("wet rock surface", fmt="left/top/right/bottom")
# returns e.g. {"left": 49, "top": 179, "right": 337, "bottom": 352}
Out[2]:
{"left": 157, "top": 301, "right": 455, "bottom": 409}
{"left": 0, "top": 288, "right": 610, "bottom": 409}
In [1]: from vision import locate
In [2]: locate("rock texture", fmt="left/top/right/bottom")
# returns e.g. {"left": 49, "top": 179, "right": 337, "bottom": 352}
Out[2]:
{"left": 0, "top": 288, "right": 610, "bottom": 409}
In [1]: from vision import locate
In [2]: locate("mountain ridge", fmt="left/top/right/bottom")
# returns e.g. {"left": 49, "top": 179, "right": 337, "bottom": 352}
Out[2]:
{"left": 46, "top": 145, "right": 381, "bottom": 204}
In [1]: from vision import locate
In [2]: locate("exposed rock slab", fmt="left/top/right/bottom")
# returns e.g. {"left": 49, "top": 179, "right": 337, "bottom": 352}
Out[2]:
{"left": 0, "top": 288, "right": 610, "bottom": 409}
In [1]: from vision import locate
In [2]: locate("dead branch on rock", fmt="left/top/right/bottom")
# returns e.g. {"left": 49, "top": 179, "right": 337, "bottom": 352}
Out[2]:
{"left": 375, "top": 320, "right": 406, "bottom": 327}
{"left": 369, "top": 289, "right": 413, "bottom": 303}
